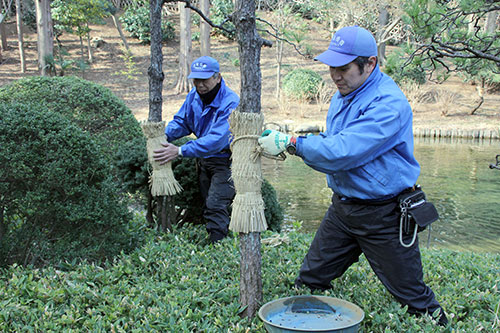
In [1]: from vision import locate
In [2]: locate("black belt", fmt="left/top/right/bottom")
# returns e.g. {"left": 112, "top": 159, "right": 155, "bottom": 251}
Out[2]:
{"left": 335, "top": 186, "right": 416, "bottom": 206}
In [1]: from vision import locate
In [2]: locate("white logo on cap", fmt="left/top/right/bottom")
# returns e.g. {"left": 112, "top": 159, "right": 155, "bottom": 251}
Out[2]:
{"left": 193, "top": 62, "right": 208, "bottom": 70}
{"left": 333, "top": 36, "right": 345, "bottom": 48}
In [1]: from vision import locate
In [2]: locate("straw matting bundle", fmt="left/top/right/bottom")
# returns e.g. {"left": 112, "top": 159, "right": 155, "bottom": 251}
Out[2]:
{"left": 141, "top": 121, "right": 182, "bottom": 196}
{"left": 229, "top": 110, "right": 267, "bottom": 233}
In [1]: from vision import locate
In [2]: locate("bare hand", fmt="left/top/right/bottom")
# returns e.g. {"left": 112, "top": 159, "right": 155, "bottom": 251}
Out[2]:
{"left": 153, "top": 142, "right": 179, "bottom": 164}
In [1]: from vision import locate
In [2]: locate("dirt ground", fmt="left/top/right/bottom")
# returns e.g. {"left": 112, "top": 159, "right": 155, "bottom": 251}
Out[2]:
{"left": 1, "top": 15, "right": 499, "bottom": 134}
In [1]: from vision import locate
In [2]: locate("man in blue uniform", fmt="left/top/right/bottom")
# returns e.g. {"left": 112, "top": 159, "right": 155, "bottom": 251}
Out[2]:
{"left": 258, "top": 26, "right": 448, "bottom": 326}
{"left": 154, "top": 56, "right": 239, "bottom": 243}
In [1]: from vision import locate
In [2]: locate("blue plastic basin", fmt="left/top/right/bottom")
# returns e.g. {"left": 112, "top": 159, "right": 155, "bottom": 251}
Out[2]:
{"left": 258, "top": 295, "right": 364, "bottom": 333}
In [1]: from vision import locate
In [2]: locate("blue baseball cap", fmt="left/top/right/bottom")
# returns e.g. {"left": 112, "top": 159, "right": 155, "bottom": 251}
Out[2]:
{"left": 315, "top": 26, "right": 377, "bottom": 67}
{"left": 188, "top": 56, "right": 220, "bottom": 79}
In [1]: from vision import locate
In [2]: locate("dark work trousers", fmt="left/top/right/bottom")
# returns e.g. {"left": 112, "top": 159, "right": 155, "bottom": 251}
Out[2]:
{"left": 198, "top": 157, "right": 235, "bottom": 238}
{"left": 296, "top": 194, "right": 444, "bottom": 317}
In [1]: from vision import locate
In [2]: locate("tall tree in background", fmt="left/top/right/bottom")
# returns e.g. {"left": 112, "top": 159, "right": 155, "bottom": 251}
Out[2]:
{"left": 200, "top": 0, "right": 210, "bottom": 56}
{"left": 15, "top": 0, "right": 25, "bottom": 72}
{"left": 35, "top": 0, "right": 53, "bottom": 76}
{"left": 175, "top": 1, "right": 191, "bottom": 93}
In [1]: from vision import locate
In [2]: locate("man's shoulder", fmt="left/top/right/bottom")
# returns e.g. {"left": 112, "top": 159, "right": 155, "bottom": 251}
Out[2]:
{"left": 219, "top": 84, "right": 240, "bottom": 106}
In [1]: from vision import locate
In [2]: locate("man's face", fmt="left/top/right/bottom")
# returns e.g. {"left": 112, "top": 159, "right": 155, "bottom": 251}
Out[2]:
{"left": 329, "top": 56, "right": 376, "bottom": 96}
{"left": 193, "top": 73, "right": 221, "bottom": 94}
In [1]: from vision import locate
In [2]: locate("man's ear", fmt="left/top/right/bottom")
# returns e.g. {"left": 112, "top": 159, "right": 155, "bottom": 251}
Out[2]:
{"left": 368, "top": 56, "right": 377, "bottom": 71}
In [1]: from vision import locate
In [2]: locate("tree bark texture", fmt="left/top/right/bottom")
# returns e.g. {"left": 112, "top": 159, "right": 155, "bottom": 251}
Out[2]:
{"left": 148, "top": 0, "right": 164, "bottom": 122}
{"left": 15, "top": 0, "right": 26, "bottom": 72}
{"left": 234, "top": 0, "right": 263, "bottom": 114}
{"left": 239, "top": 232, "right": 262, "bottom": 318}
{"left": 35, "top": 0, "right": 53, "bottom": 76}
{"left": 200, "top": 0, "right": 211, "bottom": 56}
{"left": 175, "top": 1, "right": 192, "bottom": 93}
{"left": 233, "top": 0, "right": 265, "bottom": 319}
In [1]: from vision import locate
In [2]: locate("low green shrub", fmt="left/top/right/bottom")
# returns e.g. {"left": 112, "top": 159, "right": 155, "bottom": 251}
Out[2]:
{"left": 0, "top": 224, "right": 497, "bottom": 331}
{"left": 282, "top": 68, "right": 323, "bottom": 101}
{"left": 0, "top": 102, "right": 143, "bottom": 267}
{"left": 120, "top": 0, "right": 175, "bottom": 44}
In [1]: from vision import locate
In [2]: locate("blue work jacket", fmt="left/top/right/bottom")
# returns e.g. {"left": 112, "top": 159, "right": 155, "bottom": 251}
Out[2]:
{"left": 165, "top": 78, "right": 239, "bottom": 158}
{"left": 295, "top": 65, "right": 420, "bottom": 200}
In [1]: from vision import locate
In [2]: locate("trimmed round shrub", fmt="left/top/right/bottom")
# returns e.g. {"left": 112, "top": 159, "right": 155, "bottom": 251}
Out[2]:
{"left": 0, "top": 102, "right": 142, "bottom": 267}
{"left": 0, "top": 76, "right": 147, "bottom": 192}
{"left": 282, "top": 68, "right": 323, "bottom": 101}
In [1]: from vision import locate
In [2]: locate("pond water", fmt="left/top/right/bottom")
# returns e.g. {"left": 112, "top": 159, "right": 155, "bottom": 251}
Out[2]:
{"left": 262, "top": 137, "right": 500, "bottom": 253}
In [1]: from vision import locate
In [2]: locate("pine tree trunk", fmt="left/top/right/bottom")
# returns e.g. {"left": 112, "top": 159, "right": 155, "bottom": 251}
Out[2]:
{"left": 175, "top": 2, "right": 192, "bottom": 93}
{"left": 148, "top": 0, "right": 164, "bottom": 122}
{"left": 200, "top": 0, "right": 210, "bottom": 56}
{"left": 35, "top": 0, "right": 53, "bottom": 76}
{"left": 16, "top": 0, "right": 26, "bottom": 72}
{"left": 233, "top": 0, "right": 264, "bottom": 319}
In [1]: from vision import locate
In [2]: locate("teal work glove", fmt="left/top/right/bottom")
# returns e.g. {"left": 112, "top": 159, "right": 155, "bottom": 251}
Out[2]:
{"left": 258, "top": 129, "right": 291, "bottom": 155}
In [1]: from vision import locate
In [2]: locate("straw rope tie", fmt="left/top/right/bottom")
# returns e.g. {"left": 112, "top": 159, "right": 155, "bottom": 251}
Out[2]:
{"left": 230, "top": 134, "right": 286, "bottom": 162}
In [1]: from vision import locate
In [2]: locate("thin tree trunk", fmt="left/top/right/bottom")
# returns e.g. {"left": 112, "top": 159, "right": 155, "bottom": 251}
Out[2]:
{"left": 485, "top": 10, "right": 498, "bottom": 34}
{"left": 233, "top": 0, "right": 265, "bottom": 319}
{"left": 376, "top": 3, "right": 388, "bottom": 66}
{"left": 111, "top": 13, "right": 130, "bottom": 51}
{"left": 86, "top": 28, "right": 93, "bottom": 63}
{"left": 175, "top": 1, "right": 191, "bottom": 93}
{"left": 275, "top": 40, "right": 282, "bottom": 99}
{"left": 200, "top": 0, "right": 210, "bottom": 56}
{"left": 0, "top": 19, "right": 7, "bottom": 51}
{"left": 0, "top": 0, "right": 7, "bottom": 51}
{"left": 15, "top": 0, "right": 26, "bottom": 72}
{"left": 35, "top": 0, "right": 53, "bottom": 76}
{"left": 0, "top": 205, "right": 5, "bottom": 245}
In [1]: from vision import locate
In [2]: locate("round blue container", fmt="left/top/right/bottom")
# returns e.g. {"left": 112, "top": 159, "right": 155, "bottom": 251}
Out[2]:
{"left": 258, "top": 295, "right": 364, "bottom": 333}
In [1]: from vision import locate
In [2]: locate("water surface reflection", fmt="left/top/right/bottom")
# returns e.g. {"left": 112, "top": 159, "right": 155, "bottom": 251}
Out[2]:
{"left": 262, "top": 137, "right": 500, "bottom": 253}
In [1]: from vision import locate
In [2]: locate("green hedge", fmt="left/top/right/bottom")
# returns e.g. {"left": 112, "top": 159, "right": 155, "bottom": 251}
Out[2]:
{"left": 0, "top": 225, "right": 497, "bottom": 331}
{"left": 0, "top": 76, "right": 146, "bottom": 192}
{"left": 0, "top": 102, "right": 143, "bottom": 266}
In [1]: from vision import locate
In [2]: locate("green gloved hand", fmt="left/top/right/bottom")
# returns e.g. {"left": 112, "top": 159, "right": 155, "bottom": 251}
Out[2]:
{"left": 258, "top": 129, "right": 291, "bottom": 155}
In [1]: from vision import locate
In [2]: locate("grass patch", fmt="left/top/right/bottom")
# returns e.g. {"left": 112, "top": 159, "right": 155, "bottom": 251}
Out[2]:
{"left": 0, "top": 218, "right": 498, "bottom": 332}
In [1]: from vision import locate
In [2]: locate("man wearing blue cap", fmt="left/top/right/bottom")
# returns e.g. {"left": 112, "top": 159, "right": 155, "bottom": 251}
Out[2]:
{"left": 258, "top": 26, "right": 448, "bottom": 326}
{"left": 154, "top": 56, "right": 239, "bottom": 243}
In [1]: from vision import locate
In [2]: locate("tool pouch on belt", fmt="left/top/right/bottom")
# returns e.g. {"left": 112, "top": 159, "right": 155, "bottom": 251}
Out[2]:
{"left": 398, "top": 185, "right": 439, "bottom": 247}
